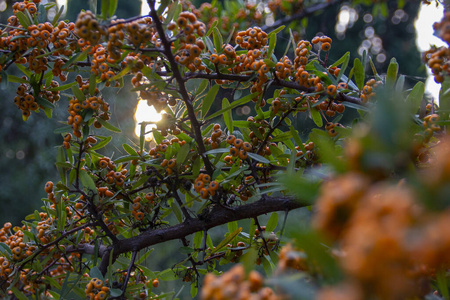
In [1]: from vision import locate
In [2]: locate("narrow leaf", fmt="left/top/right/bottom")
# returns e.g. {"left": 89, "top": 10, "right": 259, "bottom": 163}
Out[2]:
{"left": 213, "top": 27, "right": 223, "bottom": 53}
{"left": 0, "top": 70, "right": 8, "bottom": 90}
{"left": 96, "top": 118, "right": 121, "bottom": 132}
{"left": 247, "top": 152, "right": 270, "bottom": 164}
{"left": 310, "top": 107, "right": 323, "bottom": 128}
{"left": 353, "top": 58, "right": 365, "bottom": 91}
{"left": 202, "top": 84, "right": 219, "bottom": 118}
{"left": 210, "top": 227, "right": 243, "bottom": 254}
{"left": 71, "top": 86, "right": 86, "bottom": 102}
{"left": 79, "top": 169, "right": 97, "bottom": 194}
{"left": 109, "top": 0, "right": 118, "bottom": 17}
{"left": 268, "top": 33, "right": 276, "bottom": 58}
{"left": 266, "top": 212, "right": 278, "bottom": 233}
{"left": 176, "top": 143, "right": 191, "bottom": 165}
{"left": 406, "top": 81, "right": 424, "bottom": 114}
{"left": 223, "top": 98, "right": 233, "bottom": 134}
{"left": 123, "top": 144, "right": 138, "bottom": 156}
{"left": 62, "top": 47, "right": 90, "bottom": 69}
{"left": 385, "top": 57, "right": 398, "bottom": 89}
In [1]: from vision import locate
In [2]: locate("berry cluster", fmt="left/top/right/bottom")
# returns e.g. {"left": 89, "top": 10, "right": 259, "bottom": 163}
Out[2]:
{"left": 75, "top": 11, "right": 106, "bottom": 46}
{"left": 67, "top": 76, "right": 110, "bottom": 137}
{"left": 361, "top": 79, "right": 379, "bottom": 103}
{"left": 194, "top": 174, "right": 219, "bottom": 199}
{"left": 424, "top": 46, "right": 449, "bottom": 84}
{"left": 85, "top": 277, "right": 110, "bottom": 300}
{"left": 422, "top": 113, "right": 441, "bottom": 143}
{"left": 201, "top": 264, "right": 280, "bottom": 300}
{"left": 131, "top": 193, "right": 157, "bottom": 221}
{"left": 173, "top": 12, "right": 207, "bottom": 72}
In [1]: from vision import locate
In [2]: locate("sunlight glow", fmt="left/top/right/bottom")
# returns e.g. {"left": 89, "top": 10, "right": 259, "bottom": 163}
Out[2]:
{"left": 415, "top": 3, "right": 446, "bottom": 103}
{"left": 134, "top": 100, "right": 162, "bottom": 141}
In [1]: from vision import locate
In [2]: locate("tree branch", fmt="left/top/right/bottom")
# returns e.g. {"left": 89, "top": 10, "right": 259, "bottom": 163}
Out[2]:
{"left": 97, "top": 195, "right": 305, "bottom": 275}
{"left": 148, "top": 0, "right": 215, "bottom": 176}
{"left": 261, "top": 0, "right": 344, "bottom": 33}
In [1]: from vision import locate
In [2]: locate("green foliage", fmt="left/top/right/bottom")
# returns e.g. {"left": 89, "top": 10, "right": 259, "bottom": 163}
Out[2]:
{"left": 0, "top": 0, "right": 444, "bottom": 299}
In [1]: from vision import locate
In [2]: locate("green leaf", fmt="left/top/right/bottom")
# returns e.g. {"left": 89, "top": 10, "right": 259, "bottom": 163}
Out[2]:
{"left": 353, "top": 58, "right": 365, "bottom": 91}
{"left": 176, "top": 143, "right": 191, "bottom": 166}
{"left": 15, "top": 64, "right": 32, "bottom": 78}
{"left": 247, "top": 152, "right": 270, "bottom": 164}
{"left": 71, "top": 86, "right": 86, "bottom": 102}
{"left": 123, "top": 144, "right": 138, "bottom": 156}
{"left": 213, "top": 27, "right": 223, "bottom": 53}
{"left": 165, "top": 2, "right": 181, "bottom": 22}
{"left": 35, "top": 97, "right": 55, "bottom": 110}
{"left": 268, "top": 25, "right": 285, "bottom": 37}
{"left": 206, "top": 19, "right": 218, "bottom": 37}
{"left": 191, "top": 284, "right": 198, "bottom": 298}
{"left": 89, "top": 73, "right": 97, "bottom": 96}
{"left": 385, "top": 57, "right": 398, "bottom": 89}
{"left": 263, "top": 59, "right": 276, "bottom": 68}
{"left": 192, "top": 156, "right": 201, "bottom": 178}
{"left": 228, "top": 221, "right": 238, "bottom": 234}
{"left": 15, "top": 11, "right": 31, "bottom": 28}
{"left": 158, "top": 269, "right": 178, "bottom": 281}
{"left": 395, "top": 74, "right": 405, "bottom": 93}
{"left": 290, "top": 126, "right": 304, "bottom": 148}
{"left": 196, "top": 79, "right": 209, "bottom": 96}
{"left": 10, "top": 287, "right": 28, "bottom": 300}
{"left": 62, "top": 47, "right": 90, "bottom": 69}
{"left": 89, "top": 136, "right": 112, "bottom": 151}
{"left": 206, "top": 93, "right": 259, "bottom": 120}
{"left": 266, "top": 212, "right": 278, "bottom": 233}
{"left": 223, "top": 98, "right": 233, "bottom": 134}
{"left": 268, "top": 32, "right": 277, "bottom": 58}
{"left": 171, "top": 201, "right": 183, "bottom": 223}
{"left": 291, "top": 229, "right": 342, "bottom": 282}
{"left": 111, "top": 65, "right": 131, "bottom": 81}
{"left": 96, "top": 118, "right": 121, "bottom": 132}
{"left": 406, "top": 81, "right": 424, "bottom": 114}
{"left": 210, "top": 227, "right": 243, "bottom": 254}
{"left": 7, "top": 75, "right": 28, "bottom": 84}
{"left": 90, "top": 266, "right": 104, "bottom": 281}
{"left": 343, "top": 101, "right": 370, "bottom": 112}
{"left": 437, "top": 268, "right": 450, "bottom": 300}
{"left": 202, "top": 84, "right": 219, "bottom": 118}
{"left": 193, "top": 231, "right": 203, "bottom": 249}
{"left": 281, "top": 174, "right": 318, "bottom": 205}
{"left": 101, "top": 0, "right": 108, "bottom": 19}
{"left": 205, "top": 148, "right": 229, "bottom": 155}
{"left": 331, "top": 51, "right": 350, "bottom": 68}
{"left": 440, "top": 77, "right": 450, "bottom": 132}
{"left": 110, "top": 289, "right": 122, "bottom": 297}
{"left": 0, "top": 70, "right": 8, "bottom": 90}
{"left": 109, "top": 0, "right": 118, "bottom": 17}
{"left": 79, "top": 169, "right": 97, "bottom": 195}
{"left": 310, "top": 107, "right": 323, "bottom": 128}
{"left": 56, "top": 146, "right": 67, "bottom": 184}
{"left": 46, "top": 81, "right": 78, "bottom": 92}
{"left": 136, "top": 249, "right": 155, "bottom": 265}
{"left": 309, "top": 128, "right": 344, "bottom": 171}
{"left": 368, "top": 56, "right": 379, "bottom": 77}
{"left": 52, "top": 5, "right": 65, "bottom": 26}
{"left": 0, "top": 242, "right": 12, "bottom": 255}
{"left": 336, "top": 52, "right": 350, "bottom": 82}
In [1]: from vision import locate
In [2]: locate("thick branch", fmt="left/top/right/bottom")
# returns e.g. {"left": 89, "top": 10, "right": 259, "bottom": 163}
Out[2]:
{"left": 109, "top": 196, "right": 304, "bottom": 260}
{"left": 184, "top": 71, "right": 364, "bottom": 106}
